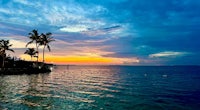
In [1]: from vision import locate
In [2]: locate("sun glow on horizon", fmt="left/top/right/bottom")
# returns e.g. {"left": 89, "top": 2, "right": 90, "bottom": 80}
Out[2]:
{"left": 20, "top": 54, "right": 139, "bottom": 65}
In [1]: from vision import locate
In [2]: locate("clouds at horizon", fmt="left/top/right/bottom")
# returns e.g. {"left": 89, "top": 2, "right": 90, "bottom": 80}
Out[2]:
{"left": 0, "top": 0, "right": 200, "bottom": 65}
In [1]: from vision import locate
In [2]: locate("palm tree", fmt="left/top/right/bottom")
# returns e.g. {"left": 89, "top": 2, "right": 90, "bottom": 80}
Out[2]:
{"left": 39, "top": 32, "right": 55, "bottom": 63}
{"left": 0, "top": 40, "right": 14, "bottom": 68}
{"left": 24, "top": 48, "right": 38, "bottom": 61}
{"left": 26, "top": 29, "right": 40, "bottom": 62}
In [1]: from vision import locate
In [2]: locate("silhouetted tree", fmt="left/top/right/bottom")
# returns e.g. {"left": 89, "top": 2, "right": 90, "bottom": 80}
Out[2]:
{"left": 39, "top": 32, "right": 55, "bottom": 63}
{"left": 26, "top": 29, "right": 40, "bottom": 62}
{"left": 0, "top": 40, "right": 14, "bottom": 68}
{"left": 24, "top": 48, "right": 38, "bottom": 61}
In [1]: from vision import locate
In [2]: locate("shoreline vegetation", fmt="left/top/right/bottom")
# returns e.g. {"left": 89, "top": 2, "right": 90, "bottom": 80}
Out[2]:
{"left": 0, "top": 29, "right": 55, "bottom": 75}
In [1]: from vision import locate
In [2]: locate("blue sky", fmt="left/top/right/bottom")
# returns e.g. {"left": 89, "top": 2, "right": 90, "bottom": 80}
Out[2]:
{"left": 0, "top": 0, "right": 200, "bottom": 65}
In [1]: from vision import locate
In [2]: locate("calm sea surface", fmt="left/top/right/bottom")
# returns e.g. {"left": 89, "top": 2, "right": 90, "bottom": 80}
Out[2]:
{"left": 0, "top": 66, "right": 200, "bottom": 110}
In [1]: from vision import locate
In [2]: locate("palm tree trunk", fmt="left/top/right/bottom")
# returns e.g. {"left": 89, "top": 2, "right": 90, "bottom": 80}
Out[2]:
{"left": 36, "top": 43, "right": 39, "bottom": 62}
{"left": 2, "top": 53, "right": 5, "bottom": 68}
{"left": 43, "top": 45, "right": 45, "bottom": 63}
{"left": 2, "top": 57, "right": 5, "bottom": 68}
{"left": 2, "top": 50, "right": 6, "bottom": 68}
{"left": 35, "top": 42, "right": 39, "bottom": 62}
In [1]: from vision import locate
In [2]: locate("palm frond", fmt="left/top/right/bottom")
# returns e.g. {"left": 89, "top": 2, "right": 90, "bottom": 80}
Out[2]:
{"left": 46, "top": 32, "right": 52, "bottom": 36}
{"left": 34, "top": 56, "right": 38, "bottom": 58}
{"left": 26, "top": 41, "right": 33, "bottom": 47}
{"left": 8, "top": 49, "right": 14, "bottom": 53}
{"left": 47, "top": 45, "right": 51, "bottom": 51}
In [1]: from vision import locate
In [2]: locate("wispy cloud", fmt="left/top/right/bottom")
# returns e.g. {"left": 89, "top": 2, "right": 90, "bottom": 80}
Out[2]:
{"left": 149, "top": 51, "right": 190, "bottom": 58}
{"left": 60, "top": 25, "right": 88, "bottom": 32}
{"left": 0, "top": 23, "right": 26, "bottom": 32}
{"left": 42, "top": 3, "right": 107, "bottom": 28}
{"left": 13, "top": 0, "right": 32, "bottom": 6}
{"left": 82, "top": 25, "right": 123, "bottom": 36}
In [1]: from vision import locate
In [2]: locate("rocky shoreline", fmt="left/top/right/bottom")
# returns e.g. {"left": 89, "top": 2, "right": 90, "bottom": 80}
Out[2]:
{"left": 0, "top": 63, "right": 53, "bottom": 75}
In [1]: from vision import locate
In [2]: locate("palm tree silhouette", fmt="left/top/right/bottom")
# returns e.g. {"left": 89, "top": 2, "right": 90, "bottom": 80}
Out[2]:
{"left": 26, "top": 29, "right": 40, "bottom": 62}
{"left": 24, "top": 48, "right": 38, "bottom": 61}
{"left": 39, "top": 32, "right": 55, "bottom": 63}
{"left": 0, "top": 40, "right": 14, "bottom": 68}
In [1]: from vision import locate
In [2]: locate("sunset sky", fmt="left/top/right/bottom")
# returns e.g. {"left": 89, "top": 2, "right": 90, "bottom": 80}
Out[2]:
{"left": 0, "top": 0, "right": 200, "bottom": 65}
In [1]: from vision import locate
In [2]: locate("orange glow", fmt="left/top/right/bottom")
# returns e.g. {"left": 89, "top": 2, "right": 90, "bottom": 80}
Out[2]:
{"left": 20, "top": 54, "right": 139, "bottom": 65}
{"left": 44, "top": 56, "right": 121, "bottom": 65}
{"left": 20, "top": 54, "right": 121, "bottom": 65}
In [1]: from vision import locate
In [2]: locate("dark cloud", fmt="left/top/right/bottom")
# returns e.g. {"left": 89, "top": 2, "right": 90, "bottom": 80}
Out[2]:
{"left": 102, "top": 25, "right": 121, "bottom": 30}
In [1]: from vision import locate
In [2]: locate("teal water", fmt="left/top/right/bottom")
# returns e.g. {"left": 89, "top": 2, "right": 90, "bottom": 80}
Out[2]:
{"left": 0, "top": 66, "right": 200, "bottom": 110}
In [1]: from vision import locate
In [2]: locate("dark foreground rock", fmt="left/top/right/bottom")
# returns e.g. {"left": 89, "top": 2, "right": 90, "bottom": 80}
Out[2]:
{"left": 0, "top": 64, "right": 53, "bottom": 75}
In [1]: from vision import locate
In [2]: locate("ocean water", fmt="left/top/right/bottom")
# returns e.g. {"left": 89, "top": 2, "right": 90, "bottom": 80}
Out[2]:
{"left": 0, "top": 66, "right": 200, "bottom": 110}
